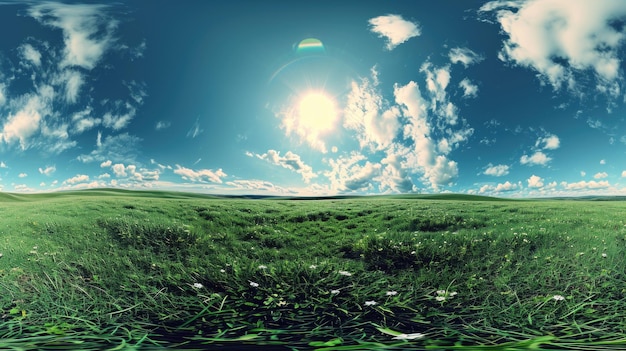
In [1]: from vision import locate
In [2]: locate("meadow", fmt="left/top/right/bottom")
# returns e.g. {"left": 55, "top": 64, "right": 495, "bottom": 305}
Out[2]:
{"left": 1, "top": 189, "right": 625, "bottom": 350}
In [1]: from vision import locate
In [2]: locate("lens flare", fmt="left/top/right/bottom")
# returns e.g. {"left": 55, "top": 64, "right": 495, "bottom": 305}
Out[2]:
{"left": 296, "top": 38, "right": 325, "bottom": 55}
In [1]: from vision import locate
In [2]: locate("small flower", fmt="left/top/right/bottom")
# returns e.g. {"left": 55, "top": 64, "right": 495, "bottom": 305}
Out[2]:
{"left": 553, "top": 295, "right": 565, "bottom": 301}
{"left": 338, "top": 270, "right": 352, "bottom": 276}
{"left": 602, "top": 253, "right": 607, "bottom": 258}
{"left": 364, "top": 300, "right": 377, "bottom": 306}
{"left": 192, "top": 283, "right": 203, "bottom": 289}
{"left": 386, "top": 291, "right": 398, "bottom": 296}
{"left": 220, "top": 269, "right": 226, "bottom": 273}
{"left": 277, "top": 300, "right": 287, "bottom": 306}
{"left": 309, "top": 265, "right": 317, "bottom": 269}
{"left": 392, "top": 333, "right": 425, "bottom": 340}
{"left": 435, "top": 296, "right": 446, "bottom": 302}
{"left": 449, "top": 291, "right": 458, "bottom": 296}
{"left": 436, "top": 290, "right": 446, "bottom": 295}
{"left": 0, "top": 253, "right": 3, "bottom": 258}
{"left": 258, "top": 265, "right": 267, "bottom": 270}
{"left": 330, "top": 289, "right": 340, "bottom": 295}
{"left": 249, "top": 281, "right": 259, "bottom": 288}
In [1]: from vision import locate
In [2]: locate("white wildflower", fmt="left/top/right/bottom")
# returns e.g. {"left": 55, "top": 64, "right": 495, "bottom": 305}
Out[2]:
{"left": 602, "top": 253, "right": 607, "bottom": 258}
{"left": 386, "top": 291, "right": 398, "bottom": 296}
{"left": 436, "top": 290, "right": 446, "bottom": 295}
{"left": 220, "top": 269, "right": 226, "bottom": 273}
{"left": 392, "top": 333, "right": 425, "bottom": 340}
{"left": 258, "top": 265, "right": 267, "bottom": 270}
{"left": 309, "top": 265, "right": 317, "bottom": 269}
{"left": 364, "top": 300, "right": 377, "bottom": 306}
{"left": 553, "top": 295, "right": 565, "bottom": 301}
{"left": 338, "top": 270, "right": 352, "bottom": 276}
{"left": 435, "top": 296, "right": 446, "bottom": 302}
{"left": 249, "top": 281, "right": 259, "bottom": 288}
{"left": 330, "top": 289, "right": 340, "bottom": 295}
{"left": 192, "top": 283, "right": 203, "bottom": 289}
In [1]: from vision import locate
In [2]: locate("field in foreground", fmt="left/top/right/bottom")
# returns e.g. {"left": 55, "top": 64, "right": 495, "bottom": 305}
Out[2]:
{"left": 1, "top": 190, "right": 626, "bottom": 350}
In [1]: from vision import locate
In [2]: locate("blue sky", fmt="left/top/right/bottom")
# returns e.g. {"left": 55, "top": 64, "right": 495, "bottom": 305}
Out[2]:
{"left": 1, "top": 0, "right": 626, "bottom": 197}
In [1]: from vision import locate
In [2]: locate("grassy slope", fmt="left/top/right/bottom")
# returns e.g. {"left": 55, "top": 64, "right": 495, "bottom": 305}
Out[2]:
{"left": 1, "top": 190, "right": 625, "bottom": 350}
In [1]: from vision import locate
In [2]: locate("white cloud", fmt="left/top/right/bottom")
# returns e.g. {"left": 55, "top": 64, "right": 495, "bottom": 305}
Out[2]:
{"left": 59, "top": 69, "right": 83, "bottom": 104}
{"left": 65, "top": 174, "right": 89, "bottom": 184}
{"left": 459, "top": 78, "right": 479, "bottom": 98}
{"left": 527, "top": 174, "right": 544, "bottom": 188}
{"left": 0, "top": 161, "right": 6, "bottom": 168}
{"left": 20, "top": 43, "right": 42, "bottom": 67}
{"left": 0, "top": 83, "right": 6, "bottom": 106}
{"left": 481, "top": 0, "right": 626, "bottom": 96}
{"left": 343, "top": 75, "right": 400, "bottom": 150}
{"left": 581, "top": 171, "right": 586, "bottom": 177}
{"left": 484, "top": 164, "right": 509, "bottom": 176}
{"left": 520, "top": 151, "right": 551, "bottom": 166}
{"left": 562, "top": 180, "right": 610, "bottom": 190}
{"left": 1, "top": 94, "right": 46, "bottom": 150}
{"left": 621, "top": 170, "right": 626, "bottom": 178}
{"left": 255, "top": 150, "right": 317, "bottom": 183}
{"left": 174, "top": 165, "right": 227, "bottom": 183}
{"left": 155, "top": 121, "right": 171, "bottom": 130}
{"left": 380, "top": 150, "right": 415, "bottom": 193}
{"left": 594, "top": 172, "right": 608, "bottom": 179}
{"left": 19, "top": 173, "right": 27, "bottom": 178}
{"left": 448, "top": 47, "right": 484, "bottom": 67}
{"left": 112, "top": 163, "right": 127, "bottom": 177}
{"left": 39, "top": 166, "right": 56, "bottom": 176}
{"left": 28, "top": 2, "right": 117, "bottom": 70}
{"left": 186, "top": 119, "right": 203, "bottom": 138}
{"left": 100, "top": 160, "right": 112, "bottom": 168}
{"left": 537, "top": 134, "right": 560, "bottom": 150}
{"left": 325, "top": 152, "right": 382, "bottom": 192}
{"left": 72, "top": 107, "right": 101, "bottom": 133}
{"left": 368, "top": 14, "right": 420, "bottom": 50}
{"left": 600, "top": 159, "right": 606, "bottom": 165}
{"left": 77, "top": 133, "right": 141, "bottom": 164}
{"left": 102, "top": 103, "right": 136, "bottom": 130}
{"left": 495, "top": 180, "right": 521, "bottom": 192}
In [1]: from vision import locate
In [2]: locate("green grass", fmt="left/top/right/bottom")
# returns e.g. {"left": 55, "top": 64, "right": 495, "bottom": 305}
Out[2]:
{"left": 1, "top": 190, "right": 626, "bottom": 350}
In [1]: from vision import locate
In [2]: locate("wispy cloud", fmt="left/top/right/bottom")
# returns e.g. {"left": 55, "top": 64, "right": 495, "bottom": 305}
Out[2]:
{"left": 19, "top": 43, "right": 42, "bottom": 67}
{"left": 448, "top": 47, "right": 484, "bottom": 67}
{"left": 155, "top": 121, "right": 171, "bottom": 130}
{"left": 594, "top": 172, "right": 608, "bottom": 179}
{"left": 187, "top": 119, "right": 203, "bottom": 138}
{"left": 77, "top": 133, "right": 141, "bottom": 164}
{"left": 561, "top": 180, "right": 610, "bottom": 190}
{"left": 253, "top": 149, "right": 317, "bottom": 183}
{"left": 368, "top": 14, "right": 420, "bottom": 50}
{"left": 480, "top": 0, "right": 626, "bottom": 97}
{"left": 174, "top": 165, "right": 226, "bottom": 183}
{"left": 28, "top": 2, "right": 117, "bottom": 70}
{"left": 39, "top": 165, "right": 56, "bottom": 176}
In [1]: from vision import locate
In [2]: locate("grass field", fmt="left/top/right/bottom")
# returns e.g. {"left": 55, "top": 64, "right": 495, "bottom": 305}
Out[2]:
{"left": 1, "top": 189, "right": 626, "bottom": 350}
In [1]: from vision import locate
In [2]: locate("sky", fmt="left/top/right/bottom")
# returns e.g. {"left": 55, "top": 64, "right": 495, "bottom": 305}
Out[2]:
{"left": 0, "top": 0, "right": 626, "bottom": 197}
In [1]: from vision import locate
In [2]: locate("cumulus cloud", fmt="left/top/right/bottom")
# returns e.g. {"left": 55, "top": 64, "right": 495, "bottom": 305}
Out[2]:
{"left": 527, "top": 174, "right": 544, "bottom": 188}
{"left": 495, "top": 180, "right": 521, "bottom": 192}
{"left": 537, "top": 134, "right": 560, "bottom": 150}
{"left": 174, "top": 165, "right": 227, "bottom": 183}
{"left": 253, "top": 150, "right": 317, "bottom": 183}
{"left": 368, "top": 14, "right": 420, "bottom": 50}
{"left": 20, "top": 43, "right": 42, "bottom": 67}
{"left": 324, "top": 152, "right": 382, "bottom": 192}
{"left": 484, "top": 164, "right": 509, "bottom": 176}
{"left": 459, "top": 78, "right": 479, "bottom": 98}
{"left": 28, "top": 2, "right": 117, "bottom": 70}
{"left": 449, "top": 47, "right": 484, "bottom": 67}
{"left": 39, "top": 165, "right": 56, "bottom": 176}
{"left": 19, "top": 173, "right": 27, "bottom": 178}
{"left": 379, "top": 150, "right": 415, "bottom": 193}
{"left": 520, "top": 151, "right": 551, "bottom": 166}
{"left": 594, "top": 172, "right": 608, "bottom": 179}
{"left": 622, "top": 170, "right": 626, "bottom": 177}
{"left": 65, "top": 174, "right": 89, "bottom": 184}
{"left": 343, "top": 75, "right": 400, "bottom": 150}
{"left": 1, "top": 92, "right": 48, "bottom": 150}
{"left": 480, "top": 0, "right": 626, "bottom": 96}
{"left": 562, "top": 180, "right": 610, "bottom": 190}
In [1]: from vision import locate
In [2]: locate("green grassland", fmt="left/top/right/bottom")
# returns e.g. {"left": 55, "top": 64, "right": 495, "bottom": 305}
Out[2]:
{"left": 1, "top": 190, "right": 626, "bottom": 350}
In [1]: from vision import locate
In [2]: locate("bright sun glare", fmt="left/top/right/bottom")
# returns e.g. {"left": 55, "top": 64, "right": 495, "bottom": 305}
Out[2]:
{"left": 297, "top": 91, "right": 337, "bottom": 134}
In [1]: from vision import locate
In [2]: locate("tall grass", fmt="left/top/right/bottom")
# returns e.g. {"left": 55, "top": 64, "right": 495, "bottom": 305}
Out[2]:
{"left": 1, "top": 192, "right": 625, "bottom": 349}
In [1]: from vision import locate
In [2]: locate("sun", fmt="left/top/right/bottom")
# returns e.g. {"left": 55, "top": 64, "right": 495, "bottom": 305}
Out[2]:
{"left": 297, "top": 91, "right": 338, "bottom": 134}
